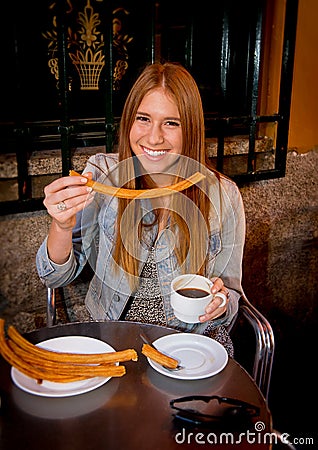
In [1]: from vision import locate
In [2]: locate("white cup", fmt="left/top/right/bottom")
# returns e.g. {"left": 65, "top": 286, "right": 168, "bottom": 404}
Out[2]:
{"left": 170, "top": 274, "right": 213, "bottom": 323}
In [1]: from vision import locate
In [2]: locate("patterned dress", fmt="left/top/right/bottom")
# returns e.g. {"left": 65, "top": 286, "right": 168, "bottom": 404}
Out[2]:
{"left": 121, "top": 248, "right": 234, "bottom": 357}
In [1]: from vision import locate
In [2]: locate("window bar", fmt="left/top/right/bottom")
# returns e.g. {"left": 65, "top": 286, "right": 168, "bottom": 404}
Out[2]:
{"left": 276, "top": 0, "right": 298, "bottom": 175}
{"left": 220, "top": 7, "right": 230, "bottom": 111}
{"left": 248, "top": 119, "right": 257, "bottom": 173}
{"left": 247, "top": 1, "right": 263, "bottom": 174}
{"left": 216, "top": 129, "right": 225, "bottom": 173}
{"left": 13, "top": 12, "right": 32, "bottom": 203}
{"left": 15, "top": 127, "right": 32, "bottom": 201}
{"left": 150, "top": 0, "right": 157, "bottom": 63}
{"left": 183, "top": 4, "right": 193, "bottom": 68}
{"left": 56, "top": 0, "right": 72, "bottom": 176}
{"left": 103, "top": 2, "right": 114, "bottom": 153}
{"left": 214, "top": 7, "right": 231, "bottom": 173}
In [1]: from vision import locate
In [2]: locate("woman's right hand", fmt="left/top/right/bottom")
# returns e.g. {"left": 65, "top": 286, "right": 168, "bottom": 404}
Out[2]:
{"left": 43, "top": 172, "right": 95, "bottom": 230}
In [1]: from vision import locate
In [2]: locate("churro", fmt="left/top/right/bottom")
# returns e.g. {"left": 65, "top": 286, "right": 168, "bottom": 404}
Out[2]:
{"left": 7, "top": 339, "right": 125, "bottom": 376}
{"left": 141, "top": 343, "right": 179, "bottom": 369}
{"left": 69, "top": 170, "right": 205, "bottom": 199}
{"left": 0, "top": 318, "right": 136, "bottom": 383}
{"left": 7, "top": 324, "right": 137, "bottom": 364}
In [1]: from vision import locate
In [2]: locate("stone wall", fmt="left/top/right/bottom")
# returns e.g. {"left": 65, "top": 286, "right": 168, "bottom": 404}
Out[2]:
{"left": 241, "top": 149, "right": 317, "bottom": 323}
{"left": 0, "top": 149, "right": 317, "bottom": 337}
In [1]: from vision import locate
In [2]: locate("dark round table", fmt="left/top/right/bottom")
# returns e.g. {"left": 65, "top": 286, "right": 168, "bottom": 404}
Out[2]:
{"left": 0, "top": 321, "right": 272, "bottom": 450}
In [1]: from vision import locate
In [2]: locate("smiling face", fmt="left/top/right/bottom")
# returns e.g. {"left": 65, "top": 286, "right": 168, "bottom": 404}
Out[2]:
{"left": 129, "top": 88, "right": 183, "bottom": 184}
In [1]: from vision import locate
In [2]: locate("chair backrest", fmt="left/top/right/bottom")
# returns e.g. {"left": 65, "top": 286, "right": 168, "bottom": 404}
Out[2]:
{"left": 47, "top": 287, "right": 56, "bottom": 327}
{"left": 228, "top": 295, "right": 275, "bottom": 402}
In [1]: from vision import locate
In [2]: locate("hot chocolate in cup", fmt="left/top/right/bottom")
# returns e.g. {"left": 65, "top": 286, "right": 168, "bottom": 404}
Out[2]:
{"left": 170, "top": 274, "right": 213, "bottom": 323}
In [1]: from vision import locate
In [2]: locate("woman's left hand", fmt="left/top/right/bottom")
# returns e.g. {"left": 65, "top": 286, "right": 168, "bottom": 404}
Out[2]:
{"left": 199, "top": 277, "right": 229, "bottom": 323}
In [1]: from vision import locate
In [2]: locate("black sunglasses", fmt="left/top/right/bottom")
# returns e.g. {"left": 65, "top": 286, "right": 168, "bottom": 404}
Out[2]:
{"left": 170, "top": 395, "right": 260, "bottom": 429}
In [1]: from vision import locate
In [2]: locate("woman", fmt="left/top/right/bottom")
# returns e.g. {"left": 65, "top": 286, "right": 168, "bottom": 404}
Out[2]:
{"left": 36, "top": 62, "right": 246, "bottom": 356}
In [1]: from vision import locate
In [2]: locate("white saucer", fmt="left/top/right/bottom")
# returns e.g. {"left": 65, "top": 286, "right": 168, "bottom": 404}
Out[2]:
{"left": 11, "top": 336, "right": 116, "bottom": 397}
{"left": 147, "top": 333, "right": 228, "bottom": 380}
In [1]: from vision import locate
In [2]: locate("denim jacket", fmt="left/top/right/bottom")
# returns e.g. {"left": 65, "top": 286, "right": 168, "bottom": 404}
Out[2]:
{"left": 36, "top": 153, "right": 246, "bottom": 334}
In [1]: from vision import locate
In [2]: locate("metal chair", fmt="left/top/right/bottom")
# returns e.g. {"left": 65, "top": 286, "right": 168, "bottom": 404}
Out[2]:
{"left": 47, "top": 287, "right": 56, "bottom": 328}
{"left": 46, "top": 288, "right": 274, "bottom": 401}
{"left": 229, "top": 294, "right": 275, "bottom": 402}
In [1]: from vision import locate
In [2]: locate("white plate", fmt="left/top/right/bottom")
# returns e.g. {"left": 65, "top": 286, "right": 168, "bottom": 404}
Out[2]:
{"left": 147, "top": 333, "right": 228, "bottom": 380}
{"left": 11, "top": 336, "right": 116, "bottom": 397}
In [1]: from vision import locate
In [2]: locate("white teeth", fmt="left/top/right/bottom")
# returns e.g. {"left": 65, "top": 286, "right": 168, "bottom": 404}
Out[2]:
{"left": 143, "top": 147, "right": 166, "bottom": 157}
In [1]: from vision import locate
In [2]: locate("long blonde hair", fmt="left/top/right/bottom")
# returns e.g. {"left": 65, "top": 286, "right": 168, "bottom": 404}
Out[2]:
{"left": 112, "top": 62, "right": 215, "bottom": 286}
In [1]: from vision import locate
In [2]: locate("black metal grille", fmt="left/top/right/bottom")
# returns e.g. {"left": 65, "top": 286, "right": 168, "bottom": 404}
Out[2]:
{"left": 0, "top": 0, "right": 298, "bottom": 215}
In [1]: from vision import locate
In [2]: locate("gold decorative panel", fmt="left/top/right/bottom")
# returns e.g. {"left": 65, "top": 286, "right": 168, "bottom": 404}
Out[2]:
{"left": 42, "top": 0, "right": 133, "bottom": 91}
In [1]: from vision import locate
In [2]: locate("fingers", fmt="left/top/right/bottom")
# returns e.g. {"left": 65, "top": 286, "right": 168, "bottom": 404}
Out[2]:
{"left": 210, "top": 276, "right": 224, "bottom": 294}
{"left": 199, "top": 277, "right": 230, "bottom": 323}
{"left": 43, "top": 172, "right": 91, "bottom": 197}
{"left": 43, "top": 172, "right": 95, "bottom": 224}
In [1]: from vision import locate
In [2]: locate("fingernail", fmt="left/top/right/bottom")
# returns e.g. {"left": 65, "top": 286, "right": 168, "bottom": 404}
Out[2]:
{"left": 81, "top": 177, "right": 88, "bottom": 183}
{"left": 86, "top": 186, "right": 92, "bottom": 192}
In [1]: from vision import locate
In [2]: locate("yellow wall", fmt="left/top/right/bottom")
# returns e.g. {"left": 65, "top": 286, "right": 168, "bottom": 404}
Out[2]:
{"left": 288, "top": 0, "right": 318, "bottom": 151}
